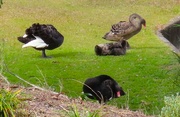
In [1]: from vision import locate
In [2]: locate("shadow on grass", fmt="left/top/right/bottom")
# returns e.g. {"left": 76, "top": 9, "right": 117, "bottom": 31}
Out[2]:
{"left": 50, "top": 51, "right": 86, "bottom": 58}
{"left": 131, "top": 46, "right": 168, "bottom": 50}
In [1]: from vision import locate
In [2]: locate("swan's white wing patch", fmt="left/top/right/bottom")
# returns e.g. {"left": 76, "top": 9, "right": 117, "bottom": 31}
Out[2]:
{"left": 23, "top": 34, "right": 28, "bottom": 38}
{"left": 22, "top": 36, "right": 48, "bottom": 48}
{"left": 36, "top": 43, "right": 49, "bottom": 48}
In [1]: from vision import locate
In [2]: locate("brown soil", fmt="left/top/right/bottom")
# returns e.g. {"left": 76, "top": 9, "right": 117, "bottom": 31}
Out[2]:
{"left": 0, "top": 78, "right": 155, "bottom": 117}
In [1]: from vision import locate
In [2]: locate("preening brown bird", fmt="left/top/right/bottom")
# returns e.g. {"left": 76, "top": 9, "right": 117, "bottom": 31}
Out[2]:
{"left": 103, "top": 13, "right": 146, "bottom": 42}
{"left": 95, "top": 40, "right": 128, "bottom": 56}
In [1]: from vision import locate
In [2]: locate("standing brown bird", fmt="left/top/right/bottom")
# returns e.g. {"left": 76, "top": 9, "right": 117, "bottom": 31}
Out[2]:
{"left": 103, "top": 13, "right": 146, "bottom": 42}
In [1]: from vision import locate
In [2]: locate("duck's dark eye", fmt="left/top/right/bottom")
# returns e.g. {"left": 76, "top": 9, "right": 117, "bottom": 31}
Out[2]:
{"left": 133, "top": 16, "right": 136, "bottom": 19}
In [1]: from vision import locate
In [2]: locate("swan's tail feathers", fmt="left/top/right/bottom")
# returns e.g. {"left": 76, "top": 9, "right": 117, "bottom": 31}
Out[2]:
{"left": 22, "top": 36, "right": 48, "bottom": 48}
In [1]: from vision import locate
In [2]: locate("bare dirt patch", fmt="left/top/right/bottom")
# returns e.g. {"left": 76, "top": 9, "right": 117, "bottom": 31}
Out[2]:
{"left": 0, "top": 77, "right": 154, "bottom": 117}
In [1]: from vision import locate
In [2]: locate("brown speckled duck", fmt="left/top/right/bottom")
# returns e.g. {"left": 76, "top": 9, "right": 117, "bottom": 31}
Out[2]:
{"left": 103, "top": 13, "right": 146, "bottom": 42}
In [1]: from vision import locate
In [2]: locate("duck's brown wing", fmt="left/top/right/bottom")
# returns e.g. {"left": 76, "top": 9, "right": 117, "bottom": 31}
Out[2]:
{"left": 111, "top": 21, "right": 133, "bottom": 36}
{"left": 103, "top": 21, "right": 136, "bottom": 41}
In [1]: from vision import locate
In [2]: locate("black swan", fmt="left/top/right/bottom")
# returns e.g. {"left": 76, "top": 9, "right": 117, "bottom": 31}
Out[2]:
{"left": 103, "top": 13, "right": 146, "bottom": 42}
{"left": 83, "top": 75, "right": 125, "bottom": 103}
{"left": 18, "top": 23, "right": 64, "bottom": 58}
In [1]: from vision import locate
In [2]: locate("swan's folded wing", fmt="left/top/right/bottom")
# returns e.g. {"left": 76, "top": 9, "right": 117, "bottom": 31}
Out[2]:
{"left": 22, "top": 36, "right": 48, "bottom": 48}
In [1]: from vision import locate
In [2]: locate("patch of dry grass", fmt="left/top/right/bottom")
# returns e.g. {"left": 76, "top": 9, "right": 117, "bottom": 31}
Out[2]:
{"left": 0, "top": 77, "right": 153, "bottom": 117}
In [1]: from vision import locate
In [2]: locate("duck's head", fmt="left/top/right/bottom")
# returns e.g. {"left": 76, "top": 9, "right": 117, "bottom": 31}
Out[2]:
{"left": 129, "top": 13, "right": 146, "bottom": 27}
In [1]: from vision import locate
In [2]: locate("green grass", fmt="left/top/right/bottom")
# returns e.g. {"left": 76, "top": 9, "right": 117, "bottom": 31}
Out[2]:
{"left": 0, "top": 0, "right": 180, "bottom": 115}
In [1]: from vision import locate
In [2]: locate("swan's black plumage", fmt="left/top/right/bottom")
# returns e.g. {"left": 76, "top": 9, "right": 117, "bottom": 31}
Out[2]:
{"left": 83, "top": 75, "right": 125, "bottom": 103}
{"left": 18, "top": 23, "right": 64, "bottom": 58}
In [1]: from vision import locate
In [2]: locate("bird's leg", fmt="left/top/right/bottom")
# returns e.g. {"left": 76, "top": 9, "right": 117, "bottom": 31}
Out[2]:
{"left": 119, "top": 40, "right": 130, "bottom": 49}
{"left": 126, "top": 41, "right": 130, "bottom": 49}
{"left": 42, "top": 50, "right": 52, "bottom": 58}
{"left": 42, "top": 50, "right": 47, "bottom": 58}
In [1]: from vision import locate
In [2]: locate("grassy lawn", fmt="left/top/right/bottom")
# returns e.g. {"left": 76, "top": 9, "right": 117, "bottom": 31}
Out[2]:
{"left": 0, "top": 0, "right": 180, "bottom": 115}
